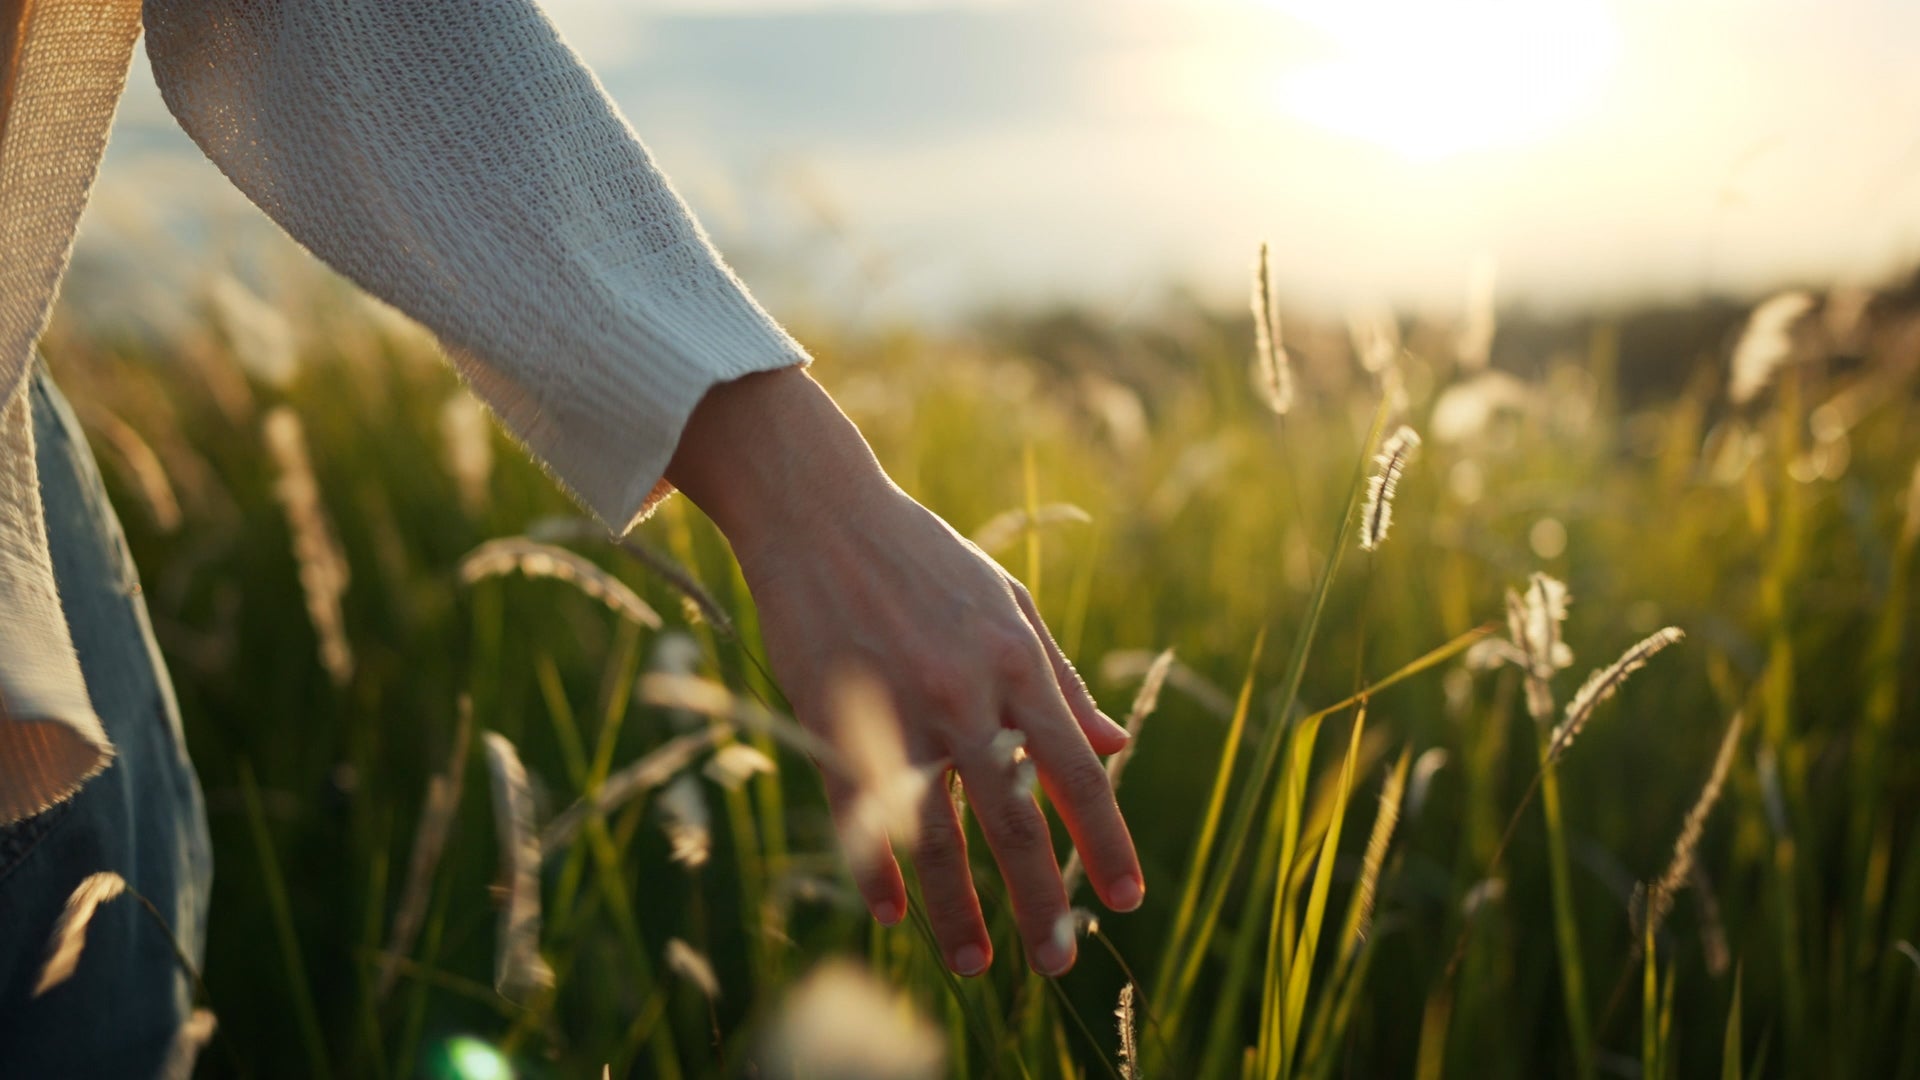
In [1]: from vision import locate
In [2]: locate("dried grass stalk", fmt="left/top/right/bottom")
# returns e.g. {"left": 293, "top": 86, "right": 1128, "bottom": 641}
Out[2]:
{"left": 439, "top": 394, "right": 495, "bottom": 516}
{"left": 1252, "top": 242, "right": 1294, "bottom": 415}
{"left": 264, "top": 407, "right": 353, "bottom": 685}
{"left": 1117, "top": 982, "right": 1141, "bottom": 1080}
{"left": 635, "top": 673, "right": 841, "bottom": 773}
{"left": 378, "top": 698, "right": 474, "bottom": 998}
{"left": 659, "top": 774, "right": 713, "bottom": 870}
{"left": 1635, "top": 711, "right": 1744, "bottom": 943}
{"left": 970, "top": 502, "right": 1093, "bottom": 555}
{"left": 1360, "top": 425, "right": 1421, "bottom": 552}
{"left": 1729, "top": 291, "right": 1817, "bottom": 405}
{"left": 832, "top": 673, "right": 927, "bottom": 872}
{"left": 704, "top": 743, "right": 777, "bottom": 791}
{"left": 1548, "top": 627, "right": 1685, "bottom": 762}
{"left": 540, "top": 729, "right": 722, "bottom": 857}
{"left": 33, "top": 871, "right": 128, "bottom": 997}
{"left": 1351, "top": 757, "right": 1409, "bottom": 947}
{"left": 666, "top": 938, "right": 720, "bottom": 1000}
{"left": 482, "top": 733, "right": 554, "bottom": 999}
{"left": 758, "top": 960, "right": 943, "bottom": 1079}
{"left": 460, "top": 538, "right": 661, "bottom": 628}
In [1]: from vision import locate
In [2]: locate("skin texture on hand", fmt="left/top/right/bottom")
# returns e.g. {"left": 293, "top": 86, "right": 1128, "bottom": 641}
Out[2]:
{"left": 665, "top": 367, "right": 1143, "bottom": 977}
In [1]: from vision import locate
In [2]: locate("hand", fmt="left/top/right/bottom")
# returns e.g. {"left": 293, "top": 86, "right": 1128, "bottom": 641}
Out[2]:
{"left": 666, "top": 368, "right": 1143, "bottom": 977}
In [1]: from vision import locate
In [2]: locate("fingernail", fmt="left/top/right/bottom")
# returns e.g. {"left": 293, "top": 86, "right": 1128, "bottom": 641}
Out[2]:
{"left": 1111, "top": 875, "right": 1144, "bottom": 912}
{"left": 874, "top": 900, "right": 901, "bottom": 926}
{"left": 1036, "top": 938, "right": 1075, "bottom": 977}
{"left": 1098, "top": 711, "right": 1130, "bottom": 742}
{"left": 953, "top": 944, "right": 989, "bottom": 976}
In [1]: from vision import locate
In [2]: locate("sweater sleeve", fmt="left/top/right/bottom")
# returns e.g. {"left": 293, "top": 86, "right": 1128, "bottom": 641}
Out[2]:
{"left": 141, "top": 0, "right": 810, "bottom": 534}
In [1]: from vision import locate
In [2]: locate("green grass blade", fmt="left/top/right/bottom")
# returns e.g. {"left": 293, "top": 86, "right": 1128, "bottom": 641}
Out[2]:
{"left": 1538, "top": 735, "right": 1595, "bottom": 1078}
{"left": 1280, "top": 706, "right": 1367, "bottom": 1077}
{"left": 1155, "top": 628, "right": 1267, "bottom": 1015}
{"left": 1161, "top": 397, "right": 1393, "bottom": 1031}
{"left": 1723, "top": 964, "right": 1745, "bottom": 1080}
{"left": 239, "top": 761, "right": 335, "bottom": 1078}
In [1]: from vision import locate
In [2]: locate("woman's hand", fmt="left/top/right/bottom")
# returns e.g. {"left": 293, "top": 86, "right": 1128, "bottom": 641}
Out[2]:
{"left": 666, "top": 368, "right": 1142, "bottom": 977}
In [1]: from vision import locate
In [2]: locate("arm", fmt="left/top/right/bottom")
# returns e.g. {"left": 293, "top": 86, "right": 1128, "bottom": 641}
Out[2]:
{"left": 144, "top": 0, "right": 1142, "bottom": 975}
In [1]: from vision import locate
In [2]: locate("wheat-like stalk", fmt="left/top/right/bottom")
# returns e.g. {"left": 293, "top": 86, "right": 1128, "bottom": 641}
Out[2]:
{"left": 460, "top": 538, "right": 661, "bottom": 628}
{"left": 705, "top": 742, "right": 777, "bottom": 792}
{"left": 33, "top": 871, "right": 128, "bottom": 997}
{"left": 263, "top": 407, "right": 353, "bottom": 685}
{"left": 1506, "top": 573, "right": 1573, "bottom": 721}
{"left": 1252, "top": 242, "right": 1294, "bottom": 415}
{"left": 1117, "top": 982, "right": 1141, "bottom": 1080}
{"left": 482, "top": 733, "right": 554, "bottom": 999}
{"left": 81, "top": 404, "right": 182, "bottom": 533}
{"left": 970, "top": 502, "right": 1093, "bottom": 556}
{"left": 666, "top": 938, "right": 720, "bottom": 1000}
{"left": 831, "top": 673, "right": 929, "bottom": 875}
{"left": 439, "top": 393, "right": 494, "bottom": 516}
{"left": 1728, "top": 291, "right": 1816, "bottom": 405}
{"left": 1547, "top": 627, "right": 1685, "bottom": 763}
{"left": 635, "top": 672, "right": 842, "bottom": 774}
{"left": 1636, "top": 711, "right": 1744, "bottom": 942}
{"left": 540, "top": 729, "right": 723, "bottom": 856}
{"left": 659, "top": 774, "right": 713, "bottom": 870}
{"left": 759, "top": 961, "right": 944, "bottom": 1079}
{"left": 1360, "top": 425, "right": 1421, "bottom": 552}
{"left": 1350, "top": 758, "right": 1409, "bottom": 947}
{"left": 378, "top": 697, "right": 474, "bottom": 998}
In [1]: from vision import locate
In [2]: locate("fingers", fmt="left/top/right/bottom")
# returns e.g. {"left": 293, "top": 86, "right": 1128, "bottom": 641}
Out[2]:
{"left": 822, "top": 771, "right": 909, "bottom": 927}
{"left": 913, "top": 774, "right": 993, "bottom": 976}
{"left": 1010, "top": 583, "right": 1130, "bottom": 755}
{"left": 1017, "top": 694, "right": 1145, "bottom": 915}
{"left": 954, "top": 740, "right": 1076, "bottom": 976}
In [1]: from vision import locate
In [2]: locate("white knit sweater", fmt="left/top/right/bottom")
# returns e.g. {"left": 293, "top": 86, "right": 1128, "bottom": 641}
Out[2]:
{"left": 0, "top": 0, "right": 810, "bottom": 825}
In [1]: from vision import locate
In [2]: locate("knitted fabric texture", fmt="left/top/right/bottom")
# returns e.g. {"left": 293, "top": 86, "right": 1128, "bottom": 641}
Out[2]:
{"left": 0, "top": 0, "right": 809, "bottom": 825}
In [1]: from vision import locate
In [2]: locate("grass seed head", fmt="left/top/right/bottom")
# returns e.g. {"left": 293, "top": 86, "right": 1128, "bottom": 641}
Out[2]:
{"left": 1549, "top": 627, "right": 1685, "bottom": 762}
{"left": 482, "top": 733, "right": 554, "bottom": 999}
{"left": 666, "top": 938, "right": 721, "bottom": 1000}
{"left": 1729, "top": 290, "right": 1817, "bottom": 405}
{"left": 1252, "top": 242, "right": 1294, "bottom": 415}
{"left": 1360, "top": 425, "right": 1421, "bottom": 552}
{"left": 660, "top": 774, "right": 713, "bottom": 870}
{"left": 1636, "top": 711, "right": 1744, "bottom": 943}
{"left": 33, "top": 871, "right": 128, "bottom": 998}
{"left": 264, "top": 406, "right": 353, "bottom": 685}
{"left": 460, "top": 538, "right": 662, "bottom": 628}
{"left": 759, "top": 961, "right": 944, "bottom": 1080}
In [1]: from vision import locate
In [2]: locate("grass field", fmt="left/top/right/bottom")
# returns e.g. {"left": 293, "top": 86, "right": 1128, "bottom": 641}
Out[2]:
{"left": 37, "top": 256, "right": 1920, "bottom": 1078}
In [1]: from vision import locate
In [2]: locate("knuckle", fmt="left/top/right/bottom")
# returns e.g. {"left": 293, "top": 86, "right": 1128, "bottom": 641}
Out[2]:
{"left": 917, "top": 661, "right": 970, "bottom": 711}
{"left": 991, "top": 801, "right": 1049, "bottom": 852}
{"left": 1059, "top": 756, "right": 1115, "bottom": 804}
{"left": 987, "top": 627, "right": 1038, "bottom": 680}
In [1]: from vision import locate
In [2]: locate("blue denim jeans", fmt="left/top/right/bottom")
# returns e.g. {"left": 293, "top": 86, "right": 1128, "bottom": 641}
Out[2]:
{"left": 0, "top": 364, "right": 213, "bottom": 1077}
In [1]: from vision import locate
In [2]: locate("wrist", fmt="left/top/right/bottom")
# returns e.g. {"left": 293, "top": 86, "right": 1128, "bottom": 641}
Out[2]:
{"left": 664, "top": 367, "right": 893, "bottom": 564}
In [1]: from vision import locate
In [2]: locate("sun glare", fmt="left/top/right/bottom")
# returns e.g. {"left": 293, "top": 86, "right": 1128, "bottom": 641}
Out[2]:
{"left": 1272, "top": 0, "right": 1622, "bottom": 161}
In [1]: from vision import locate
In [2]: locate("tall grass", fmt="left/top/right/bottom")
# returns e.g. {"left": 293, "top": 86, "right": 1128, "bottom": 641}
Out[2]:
{"left": 34, "top": 248, "right": 1920, "bottom": 1076}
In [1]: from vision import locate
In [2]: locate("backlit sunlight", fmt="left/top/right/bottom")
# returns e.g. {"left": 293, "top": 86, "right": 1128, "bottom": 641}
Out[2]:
{"left": 1272, "top": 0, "right": 1623, "bottom": 160}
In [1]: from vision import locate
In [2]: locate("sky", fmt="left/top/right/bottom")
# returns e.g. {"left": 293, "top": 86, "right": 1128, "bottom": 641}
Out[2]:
{"left": 86, "top": 0, "right": 1920, "bottom": 324}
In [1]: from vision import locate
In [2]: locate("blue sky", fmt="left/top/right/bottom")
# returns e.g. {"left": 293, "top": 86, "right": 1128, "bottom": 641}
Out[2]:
{"left": 88, "top": 0, "right": 1920, "bottom": 323}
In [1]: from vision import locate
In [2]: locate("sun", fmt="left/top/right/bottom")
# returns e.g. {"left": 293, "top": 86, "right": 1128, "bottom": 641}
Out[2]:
{"left": 1270, "top": 0, "right": 1622, "bottom": 161}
